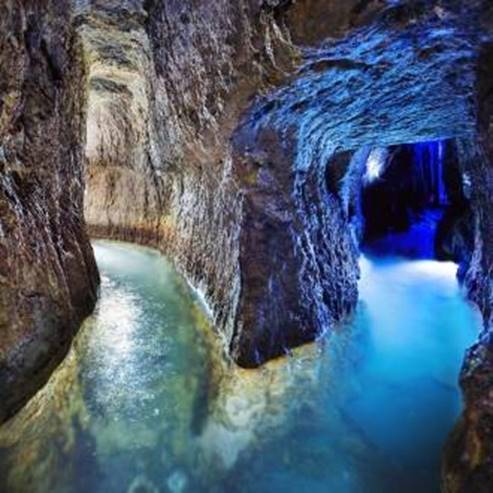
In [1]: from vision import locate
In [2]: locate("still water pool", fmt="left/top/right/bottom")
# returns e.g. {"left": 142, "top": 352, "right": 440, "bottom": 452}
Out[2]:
{"left": 0, "top": 241, "right": 480, "bottom": 493}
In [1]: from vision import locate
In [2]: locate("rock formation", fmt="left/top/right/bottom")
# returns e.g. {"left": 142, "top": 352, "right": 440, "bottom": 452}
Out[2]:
{"left": 0, "top": 0, "right": 98, "bottom": 423}
{"left": 83, "top": 0, "right": 385, "bottom": 366}
{"left": 442, "top": 36, "right": 493, "bottom": 493}
{"left": 0, "top": 0, "right": 492, "bottom": 490}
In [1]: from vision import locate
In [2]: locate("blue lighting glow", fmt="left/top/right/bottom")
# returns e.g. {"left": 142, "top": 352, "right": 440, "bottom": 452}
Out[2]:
{"left": 413, "top": 140, "right": 448, "bottom": 206}
{"left": 364, "top": 148, "right": 388, "bottom": 183}
{"left": 363, "top": 140, "right": 451, "bottom": 259}
{"left": 364, "top": 209, "right": 445, "bottom": 259}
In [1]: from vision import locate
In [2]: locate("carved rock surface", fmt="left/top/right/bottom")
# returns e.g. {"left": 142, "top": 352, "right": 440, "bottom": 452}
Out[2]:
{"left": 84, "top": 0, "right": 489, "bottom": 362}
{"left": 83, "top": 0, "right": 395, "bottom": 365}
{"left": 442, "top": 38, "right": 493, "bottom": 493}
{"left": 0, "top": 0, "right": 99, "bottom": 423}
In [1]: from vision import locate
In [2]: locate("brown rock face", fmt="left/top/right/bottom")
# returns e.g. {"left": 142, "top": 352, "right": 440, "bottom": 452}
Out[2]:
{"left": 83, "top": 0, "right": 305, "bottom": 364}
{"left": 442, "top": 39, "right": 493, "bottom": 493}
{"left": 82, "top": 0, "right": 392, "bottom": 366}
{"left": 0, "top": 0, "right": 99, "bottom": 423}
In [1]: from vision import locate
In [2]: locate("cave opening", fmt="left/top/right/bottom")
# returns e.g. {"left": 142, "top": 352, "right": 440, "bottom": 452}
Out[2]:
{"left": 359, "top": 140, "right": 472, "bottom": 265}
{"left": 332, "top": 139, "right": 483, "bottom": 492}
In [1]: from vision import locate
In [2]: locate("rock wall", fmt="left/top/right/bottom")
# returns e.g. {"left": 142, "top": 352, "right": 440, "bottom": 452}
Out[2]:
{"left": 442, "top": 37, "right": 493, "bottom": 492}
{"left": 79, "top": 1, "right": 162, "bottom": 238}
{"left": 0, "top": 0, "right": 98, "bottom": 423}
{"left": 83, "top": 0, "right": 300, "bottom": 364}
{"left": 230, "top": 0, "right": 486, "bottom": 364}
{"left": 82, "top": 1, "right": 493, "bottom": 365}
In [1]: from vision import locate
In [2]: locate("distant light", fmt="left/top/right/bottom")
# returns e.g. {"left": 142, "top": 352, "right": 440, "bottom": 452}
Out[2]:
{"left": 359, "top": 255, "right": 459, "bottom": 295}
{"left": 364, "top": 148, "right": 388, "bottom": 183}
{"left": 462, "top": 172, "right": 472, "bottom": 198}
{"left": 409, "top": 259, "right": 458, "bottom": 279}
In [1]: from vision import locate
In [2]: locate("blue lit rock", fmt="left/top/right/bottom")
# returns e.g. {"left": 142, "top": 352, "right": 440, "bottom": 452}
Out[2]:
{"left": 230, "top": 0, "right": 486, "bottom": 365}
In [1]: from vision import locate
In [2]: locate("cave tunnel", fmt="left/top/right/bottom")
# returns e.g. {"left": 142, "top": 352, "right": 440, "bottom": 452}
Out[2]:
{"left": 359, "top": 140, "right": 473, "bottom": 265}
{"left": 1, "top": 1, "right": 493, "bottom": 493}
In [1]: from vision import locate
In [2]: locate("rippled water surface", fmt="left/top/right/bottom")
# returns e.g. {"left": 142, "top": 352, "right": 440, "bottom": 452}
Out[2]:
{"left": 0, "top": 241, "right": 480, "bottom": 493}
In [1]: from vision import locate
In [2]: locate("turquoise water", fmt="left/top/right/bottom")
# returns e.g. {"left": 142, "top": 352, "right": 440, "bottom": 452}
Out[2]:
{"left": 0, "top": 241, "right": 480, "bottom": 493}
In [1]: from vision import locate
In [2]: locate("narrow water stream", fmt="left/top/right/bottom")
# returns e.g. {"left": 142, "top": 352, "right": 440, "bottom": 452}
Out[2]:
{"left": 0, "top": 241, "right": 480, "bottom": 493}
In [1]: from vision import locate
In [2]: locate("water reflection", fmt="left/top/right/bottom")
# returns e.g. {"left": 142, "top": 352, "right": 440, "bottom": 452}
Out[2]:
{"left": 0, "top": 242, "right": 480, "bottom": 493}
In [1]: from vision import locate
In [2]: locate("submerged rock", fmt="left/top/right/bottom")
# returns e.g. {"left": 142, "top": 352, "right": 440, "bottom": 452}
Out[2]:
{"left": 166, "top": 469, "right": 188, "bottom": 493}
{"left": 128, "top": 475, "right": 159, "bottom": 493}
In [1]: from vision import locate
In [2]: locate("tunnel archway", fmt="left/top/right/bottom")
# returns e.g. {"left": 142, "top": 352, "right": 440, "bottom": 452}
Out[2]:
{"left": 231, "top": 9, "right": 481, "bottom": 366}
{"left": 359, "top": 140, "right": 473, "bottom": 265}
{"left": 227, "top": 4, "right": 493, "bottom": 487}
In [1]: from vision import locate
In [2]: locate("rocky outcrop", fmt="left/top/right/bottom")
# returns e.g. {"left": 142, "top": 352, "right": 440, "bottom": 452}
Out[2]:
{"left": 82, "top": 0, "right": 305, "bottom": 365}
{"left": 442, "top": 38, "right": 493, "bottom": 493}
{"left": 82, "top": 0, "right": 396, "bottom": 366}
{"left": 222, "top": 0, "right": 482, "bottom": 364}
{"left": 0, "top": 0, "right": 99, "bottom": 423}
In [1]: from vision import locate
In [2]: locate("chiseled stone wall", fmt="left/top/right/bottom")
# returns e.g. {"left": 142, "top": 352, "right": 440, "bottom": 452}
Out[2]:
{"left": 0, "top": 0, "right": 99, "bottom": 423}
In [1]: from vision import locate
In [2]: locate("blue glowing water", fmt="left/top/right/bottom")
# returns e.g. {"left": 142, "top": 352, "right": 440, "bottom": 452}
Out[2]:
{"left": 364, "top": 208, "right": 444, "bottom": 259}
{"left": 363, "top": 140, "right": 451, "bottom": 259}
{"left": 0, "top": 241, "right": 480, "bottom": 493}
